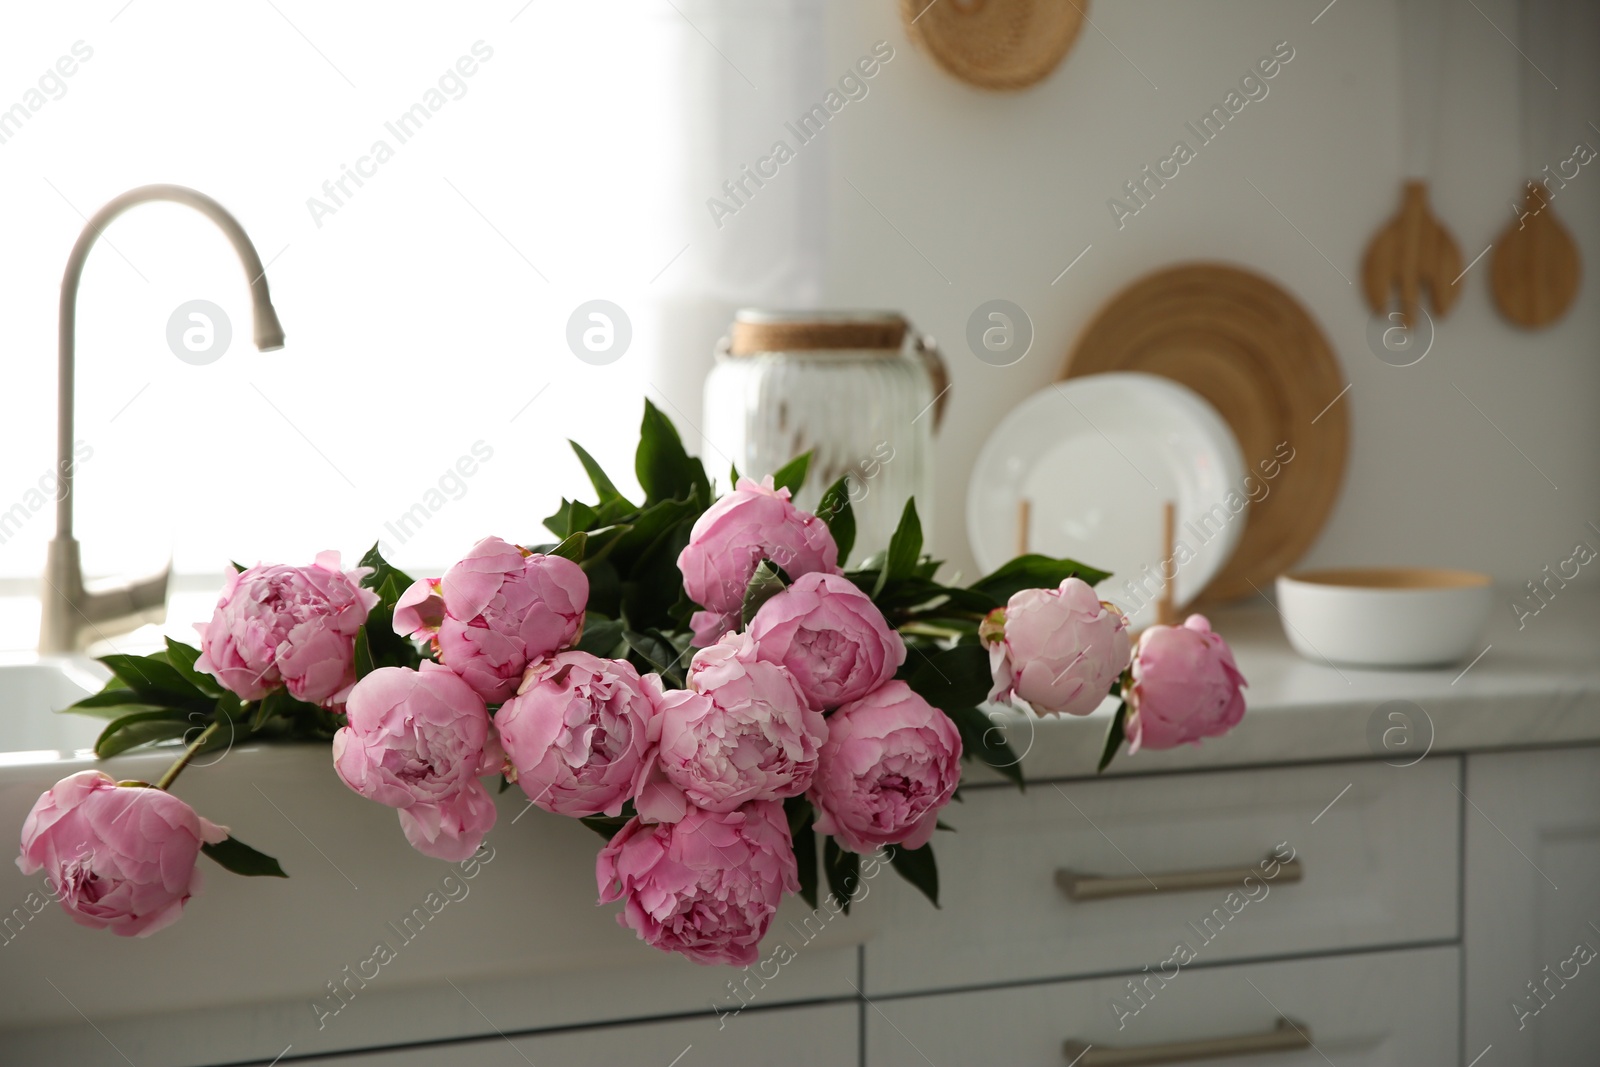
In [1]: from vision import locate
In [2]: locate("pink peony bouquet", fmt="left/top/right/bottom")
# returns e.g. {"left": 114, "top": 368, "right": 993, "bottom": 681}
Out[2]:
{"left": 27, "top": 403, "right": 1246, "bottom": 961}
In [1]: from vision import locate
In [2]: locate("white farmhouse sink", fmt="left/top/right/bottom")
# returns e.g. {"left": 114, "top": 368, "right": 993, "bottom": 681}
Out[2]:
{"left": 0, "top": 657, "right": 110, "bottom": 762}
{"left": 0, "top": 658, "right": 867, "bottom": 1067}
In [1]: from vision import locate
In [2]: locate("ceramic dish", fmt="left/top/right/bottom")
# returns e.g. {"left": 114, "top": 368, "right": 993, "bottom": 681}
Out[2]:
{"left": 1060, "top": 262, "right": 1348, "bottom": 601}
{"left": 1275, "top": 568, "right": 1493, "bottom": 668}
{"left": 967, "top": 372, "right": 1246, "bottom": 629}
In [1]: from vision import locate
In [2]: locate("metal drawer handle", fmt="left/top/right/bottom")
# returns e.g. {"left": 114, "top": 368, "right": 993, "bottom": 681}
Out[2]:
{"left": 1056, "top": 854, "right": 1303, "bottom": 902}
{"left": 1063, "top": 1017, "right": 1312, "bottom": 1066}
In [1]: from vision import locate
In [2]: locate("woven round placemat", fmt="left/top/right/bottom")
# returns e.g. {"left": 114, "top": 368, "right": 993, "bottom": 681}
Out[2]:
{"left": 899, "top": 0, "right": 1087, "bottom": 91}
{"left": 1060, "top": 263, "right": 1350, "bottom": 602}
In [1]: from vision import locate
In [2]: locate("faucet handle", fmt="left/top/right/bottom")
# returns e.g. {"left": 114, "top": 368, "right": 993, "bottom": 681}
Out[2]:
{"left": 82, "top": 560, "right": 171, "bottom": 627}
{"left": 40, "top": 546, "right": 172, "bottom": 652}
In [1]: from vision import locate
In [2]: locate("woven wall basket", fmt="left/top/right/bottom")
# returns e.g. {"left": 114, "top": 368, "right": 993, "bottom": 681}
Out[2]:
{"left": 899, "top": 0, "right": 1087, "bottom": 91}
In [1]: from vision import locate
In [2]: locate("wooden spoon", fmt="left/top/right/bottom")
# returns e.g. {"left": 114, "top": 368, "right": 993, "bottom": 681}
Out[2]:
{"left": 1491, "top": 184, "right": 1580, "bottom": 327}
{"left": 1489, "top": 0, "right": 1581, "bottom": 329}
{"left": 1362, "top": 179, "right": 1463, "bottom": 330}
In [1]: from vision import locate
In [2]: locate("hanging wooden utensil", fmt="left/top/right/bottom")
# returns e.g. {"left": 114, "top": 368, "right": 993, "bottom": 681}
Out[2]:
{"left": 1492, "top": 186, "right": 1580, "bottom": 327}
{"left": 1362, "top": 180, "right": 1462, "bottom": 329}
{"left": 1491, "top": 0, "right": 1581, "bottom": 328}
{"left": 1361, "top": 0, "right": 1462, "bottom": 329}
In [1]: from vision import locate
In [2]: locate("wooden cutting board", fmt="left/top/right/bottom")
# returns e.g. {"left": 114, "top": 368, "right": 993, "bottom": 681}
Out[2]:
{"left": 1060, "top": 263, "right": 1349, "bottom": 602}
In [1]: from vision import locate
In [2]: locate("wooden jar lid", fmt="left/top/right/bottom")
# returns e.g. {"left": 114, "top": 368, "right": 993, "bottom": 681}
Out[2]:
{"left": 728, "top": 311, "right": 907, "bottom": 356}
{"left": 900, "top": 0, "right": 1087, "bottom": 92}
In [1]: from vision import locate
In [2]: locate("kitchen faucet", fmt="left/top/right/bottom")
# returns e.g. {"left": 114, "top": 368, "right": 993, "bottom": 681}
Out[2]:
{"left": 39, "top": 184, "right": 285, "bottom": 653}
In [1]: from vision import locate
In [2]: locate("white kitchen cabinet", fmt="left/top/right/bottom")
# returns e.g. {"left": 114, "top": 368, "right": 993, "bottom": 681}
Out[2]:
{"left": 1464, "top": 746, "right": 1600, "bottom": 1066}
{"left": 290, "top": 1002, "right": 858, "bottom": 1066}
{"left": 864, "top": 946, "right": 1458, "bottom": 1066}
{"left": 857, "top": 759, "right": 1460, "bottom": 995}
{"left": 0, "top": 749, "right": 863, "bottom": 1067}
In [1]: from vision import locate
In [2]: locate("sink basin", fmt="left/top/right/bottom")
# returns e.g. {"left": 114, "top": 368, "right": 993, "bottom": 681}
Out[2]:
{"left": 0, "top": 655, "right": 869, "bottom": 1066}
{"left": 0, "top": 656, "right": 108, "bottom": 763}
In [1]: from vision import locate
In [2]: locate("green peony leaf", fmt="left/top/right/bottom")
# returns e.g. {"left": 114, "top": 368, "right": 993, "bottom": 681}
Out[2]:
{"left": 786, "top": 796, "right": 819, "bottom": 909}
{"left": 353, "top": 627, "right": 375, "bottom": 678}
{"left": 95, "top": 709, "right": 193, "bottom": 758}
{"left": 899, "top": 644, "right": 992, "bottom": 712}
{"left": 570, "top": 440, "right": 633, "bottom": 508}
{"left": 580, "top": 813, "right": 632, "bottom": 841}
{"left": 1098, "top": 701, "right": 1128, "bottom": 773}
{"left": 575, "top": 617, "right": 627, "bottom": 657}
{"left": 823, "top": 837, "right": 861, "bottom": 916}
{"left": 771, "top": 451, "right": 812, "bottom": 497}
{"left": 815, "top": 476, "right": 856, "bottom": 565}
{"left": 549, "top": 531, "right": 587, "bottom": 563}
{"left": 357, "top": 543, "right": 416, "bottom": 601}
{"left": 201, "top": 835, "right": 288, "bottom": 878}
{"left": 941, "top": 705, "right": 1024, "bottom": 789}
{"left": 59, "top": 686, "right": 165, "bottom": 720}
{"left": 888, "top": 843, "right": 940, "bottom": 908}
{"left": 739, "top": 559, "right": 791, "bottom": 628}
{"left": 163, "top": 639, "right": 222, "bottom": 697}
{"left": 968, "top": 554, "right": 1112, "bottom": 607}
{"left": 873, "top": 499, "right": 923, "bottom": 597}
{"left": 636, "top": 399, "right": 711, "bottom": 507}
{"left": 620, "top": 627, "right": 678, "bottom": 678}
{"left": 97, "top": 654, "right": 213, "bottom": 715}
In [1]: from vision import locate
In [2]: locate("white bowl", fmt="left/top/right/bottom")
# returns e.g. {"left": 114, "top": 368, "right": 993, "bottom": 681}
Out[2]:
{"left": 1275, "top": 568, "right": 1494, "bottom": 668}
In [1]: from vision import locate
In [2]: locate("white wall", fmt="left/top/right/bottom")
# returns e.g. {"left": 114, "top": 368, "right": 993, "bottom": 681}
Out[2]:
{"left": 1, "top": 0, "right": 1593, "bottom": 607}
{"left": 812, "top": 0, "right": 1599, "bottom": 593}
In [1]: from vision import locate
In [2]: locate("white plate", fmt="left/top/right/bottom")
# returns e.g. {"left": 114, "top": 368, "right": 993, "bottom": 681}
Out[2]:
{"left": 967, "top": 372, "right": 1247, "bottom": 628}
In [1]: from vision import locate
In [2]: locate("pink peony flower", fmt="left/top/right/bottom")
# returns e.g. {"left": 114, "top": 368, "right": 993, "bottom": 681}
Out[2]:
{"left": 688, "top": 609, "right": 739, "bottom": 648}
{"left": 809, "top": 681, "right": 961, "bottom": 854}
{"left": 196, "top": 550, "right": 378, "bottom": 706}
{"left": 1126, "top": 614, "right": 1247, "bottom": 752}
{"left": 596, "top": 801, "right": 798, "bottom": 966}
{"left": 676, "top": 477, "right": 839, "bottom": 645}
{"left": 393, "top": 536, "right": 588, "bottom": 703}
{"left": 496, "top": 651, "right": 663, "bottom": 819}
{"left": 333, "top": 663, "right": 499, "bottom": 861}
{"left": 394, "top": 787, "right": 497, "bottom": 863}
{"left": 16, "top": 771, "right": 226, "bottom": 937}
{"left": 981, "top": 578, "right": 1132, "bottom": 717}
{"left": 746, "top": 572, "right": 905, "bottom": 710}
{"left": 636, "top": 633, "right": 825, "bottom": 822}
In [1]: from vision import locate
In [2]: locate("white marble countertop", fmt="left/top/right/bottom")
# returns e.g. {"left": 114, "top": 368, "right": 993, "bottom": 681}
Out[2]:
{"left": 983, "top": 585, "right": 1600, "bottom": 783}
{"left": 0, "top": 582, "right": 1595, "bottom": 783}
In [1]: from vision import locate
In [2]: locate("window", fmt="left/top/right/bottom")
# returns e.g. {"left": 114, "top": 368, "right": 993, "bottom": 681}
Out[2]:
{"left": 0, "top": 2, "right": 721, "bottom": 582}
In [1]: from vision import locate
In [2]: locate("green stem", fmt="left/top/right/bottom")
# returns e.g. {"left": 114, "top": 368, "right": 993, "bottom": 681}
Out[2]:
{"left": 898, "top": 621, "right": 969, "bottom": 640}
{"left": 155, "top": 720, "right": 222, "bottom": 792}
{"left": 891, "top": 607, "right": 987, "bottom": 626}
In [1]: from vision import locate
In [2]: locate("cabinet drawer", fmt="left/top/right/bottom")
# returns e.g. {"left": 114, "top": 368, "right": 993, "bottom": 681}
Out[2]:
{"left": 860, "top": 759, "right": 1459, "bottom": 994}
{"left": 865, "top": 946, "right": 1458, "bottom": 1066}
{"left": 295, "top": 1002, "right": 858, "bottom": 1066}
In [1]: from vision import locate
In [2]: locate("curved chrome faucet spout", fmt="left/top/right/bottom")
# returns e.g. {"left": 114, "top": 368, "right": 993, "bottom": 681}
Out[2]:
{"left": 41, "top": 184, "right": 286, "bottom": 653}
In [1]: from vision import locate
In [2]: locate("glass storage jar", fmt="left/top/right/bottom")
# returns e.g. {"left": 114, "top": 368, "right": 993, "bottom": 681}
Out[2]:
{"left": 701, "top": 310, "right": 947, "bottom": 563}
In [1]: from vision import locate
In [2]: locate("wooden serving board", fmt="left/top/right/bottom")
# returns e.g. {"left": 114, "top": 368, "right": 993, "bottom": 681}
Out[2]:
{"left": 1060, "top": 263, "right": 1349, "bottom": 602}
